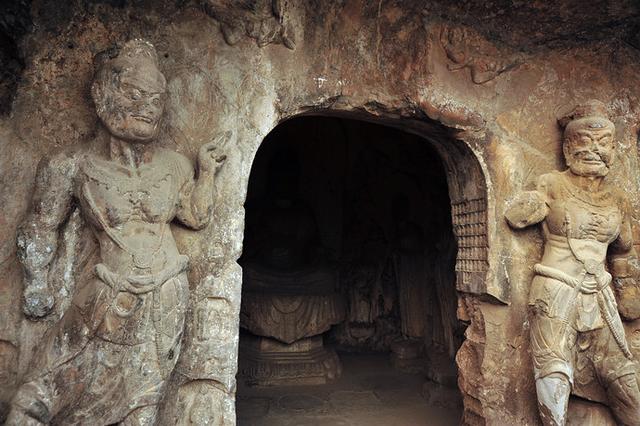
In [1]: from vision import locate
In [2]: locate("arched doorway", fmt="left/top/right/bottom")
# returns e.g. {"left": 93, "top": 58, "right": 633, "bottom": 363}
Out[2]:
{"left": 236, "top": 115, "right": 487, "bottom": 425}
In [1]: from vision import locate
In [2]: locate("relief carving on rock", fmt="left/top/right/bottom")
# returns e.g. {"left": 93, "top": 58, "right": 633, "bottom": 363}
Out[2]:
{"left": 6, "top": 39, "right": 226, "bottom": 425}
{"left": 451, "top": 198, "right": 489, "bottom": 292}
{"left": 203, "top": 0, "right": 296, "bottom": 49}
{"left": 505, "top": 101, "right": 640, "bottom": 426}
{"left": 439, "top": 25, "right": 523, "bottom": 84}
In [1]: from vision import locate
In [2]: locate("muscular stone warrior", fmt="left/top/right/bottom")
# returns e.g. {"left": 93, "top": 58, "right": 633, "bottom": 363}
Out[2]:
{"left": 6, "top": 40, "right": 225, "bottom": 425}
{"left": 506, "top": 100, "right": 640, "bottom": 426}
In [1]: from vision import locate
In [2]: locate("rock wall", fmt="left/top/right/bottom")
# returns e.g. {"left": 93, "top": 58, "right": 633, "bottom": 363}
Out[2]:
{"left": 2, "top": 1, "right": 640, "bottom": 424}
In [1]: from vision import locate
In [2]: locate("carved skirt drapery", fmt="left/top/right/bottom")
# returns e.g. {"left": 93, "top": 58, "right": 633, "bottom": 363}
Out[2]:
{"left": 528, "top": 272, "right": 635, "bottom": 391}
{"left": 12, "top": 259, "right": 189, "bottom": 424}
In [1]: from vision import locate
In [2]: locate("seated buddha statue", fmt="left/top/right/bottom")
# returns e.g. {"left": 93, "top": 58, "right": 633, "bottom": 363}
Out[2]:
{"left": 239, "top": 148, "right": 345, "bottom": 386}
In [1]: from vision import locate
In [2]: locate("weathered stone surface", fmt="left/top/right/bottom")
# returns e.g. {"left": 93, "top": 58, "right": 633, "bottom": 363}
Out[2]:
{"left": 567, "top": 398, "right": 616, "bottom": 426}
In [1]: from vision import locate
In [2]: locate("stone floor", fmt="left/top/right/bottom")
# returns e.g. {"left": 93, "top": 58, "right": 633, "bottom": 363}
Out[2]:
{"left": 237, "top": 353, "right": 463, "bottom": 426}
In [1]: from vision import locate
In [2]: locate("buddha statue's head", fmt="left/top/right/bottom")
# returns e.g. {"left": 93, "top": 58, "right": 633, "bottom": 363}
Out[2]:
{"left": 91, "top": 39, "right": 166, "bottom": 143}
{"left": 559, "top": 100, "right": 615, "bottom": 178}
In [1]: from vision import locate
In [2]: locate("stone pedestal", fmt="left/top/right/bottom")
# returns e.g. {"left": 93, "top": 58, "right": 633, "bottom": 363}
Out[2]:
{"left": 238, "top": 334, "right": 342, "bottom": 386}
{"left": 238, "top": 261, "right": 345, "bottom": 386}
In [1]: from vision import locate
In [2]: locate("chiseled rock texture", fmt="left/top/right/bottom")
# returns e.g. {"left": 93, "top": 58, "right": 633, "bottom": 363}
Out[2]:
{"left": 2, "top": 1, "right": 640, "bottom": 424}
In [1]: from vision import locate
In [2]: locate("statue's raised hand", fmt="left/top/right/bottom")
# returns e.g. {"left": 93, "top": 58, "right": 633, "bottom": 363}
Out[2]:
{"left": 197, "top": 137, "right": 228, "bottom": 174}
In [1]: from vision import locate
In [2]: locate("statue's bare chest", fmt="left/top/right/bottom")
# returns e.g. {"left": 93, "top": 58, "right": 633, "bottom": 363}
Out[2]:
{"left": 78, "top": 157, "right": 180, "bottom": 227}
{"left": 546, "top": 182, "right": 621, "bottom": 243}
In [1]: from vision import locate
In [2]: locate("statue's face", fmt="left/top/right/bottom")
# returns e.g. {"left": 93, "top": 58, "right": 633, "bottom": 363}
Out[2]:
{"left": 563, "top": 118, "right": 615, "bottom": 178}
{"left": 93, "top": 62, "right": 166, "bottom": 143}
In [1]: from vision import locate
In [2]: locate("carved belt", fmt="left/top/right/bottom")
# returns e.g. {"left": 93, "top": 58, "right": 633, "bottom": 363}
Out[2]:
{"left": 533, "top": 263, "right": 632, "bottom": 359}
{"left": 533, "top": 263, "right": 610, "bottom": 294}
{"left": 95, "top": 255, "right": 189, "bottom": 294}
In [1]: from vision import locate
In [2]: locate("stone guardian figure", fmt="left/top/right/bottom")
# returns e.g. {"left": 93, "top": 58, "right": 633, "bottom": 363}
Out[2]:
{"left": 6, "top": 39, "right": 225, "bottom": 425}
{"left": 505, "top": 100, "right": 640, "bottom": 426}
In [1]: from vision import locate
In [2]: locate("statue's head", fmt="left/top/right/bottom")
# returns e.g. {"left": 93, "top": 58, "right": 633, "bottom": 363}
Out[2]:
{"left": 91, "top": 39, "right": 166, "bottom": 143}
{"left": 559, "top": 100, "right": 615, "bottom": 178}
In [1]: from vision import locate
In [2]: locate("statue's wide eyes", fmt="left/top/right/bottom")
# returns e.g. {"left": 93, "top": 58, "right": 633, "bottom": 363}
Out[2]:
{"left": 598, "top": 136, "right": 613, "bottom": 146}
{"left": 579, "top": 136, "right": 591, "bottom": 145}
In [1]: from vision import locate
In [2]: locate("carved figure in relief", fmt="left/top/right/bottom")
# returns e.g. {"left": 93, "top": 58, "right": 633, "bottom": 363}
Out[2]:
{"left": 6, "top": 40, "right": 225, "bottom": 425}
{"left": 505, "top": 100, "right": 640, "bottom": 426}
{"left": 439, "top": 25, "right": 523, "bottom": 84}
{"left": 203, "top": 0, "right": 295, "bottom": 49}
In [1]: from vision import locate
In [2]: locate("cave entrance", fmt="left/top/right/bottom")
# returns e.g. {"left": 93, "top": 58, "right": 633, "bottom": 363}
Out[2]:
{"left": 237, "top": 115, "right": 478, "bottom": 425}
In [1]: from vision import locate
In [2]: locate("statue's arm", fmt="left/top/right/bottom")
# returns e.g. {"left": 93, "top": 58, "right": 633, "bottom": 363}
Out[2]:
{"left": 609, "top": 195, "right": 640, "bottom": 320}
{"left": 504, "top": 175, "right": 550, "bottom": 229}
{"left": 609, "top": 197, "right": 635, "bottom": 276}
{"left": 175, "top": 143, "right": 226, "bottom": 230}
{"left": 17, "top": 152, "right": 77, "bottom": 318}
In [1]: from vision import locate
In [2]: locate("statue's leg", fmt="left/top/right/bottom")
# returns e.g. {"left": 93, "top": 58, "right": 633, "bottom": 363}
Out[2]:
{"left": 592, "top": 327, "right": 640, "bottom": 426}
{"left": 607, "top": 374, "right": 640, "bottom": 426}
{"left": 528, "top": 284, "right": 575, "bottom": 426}
{"left": 535, "top": 373, "right": 571, "bottom": 426}
{"left": 6, "top": 302, "right": 102, "bottom": 425}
